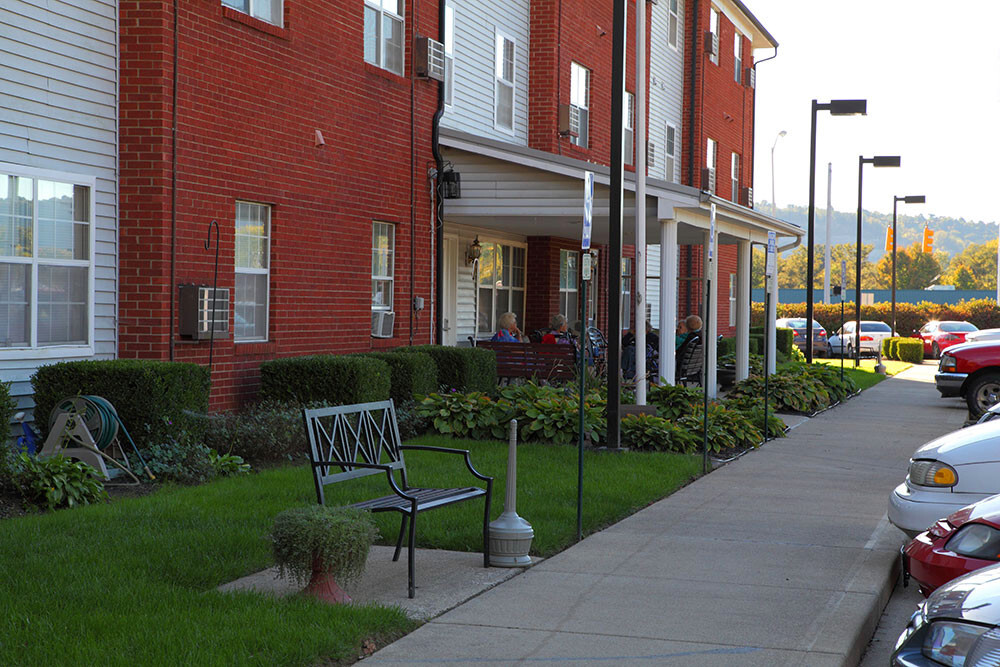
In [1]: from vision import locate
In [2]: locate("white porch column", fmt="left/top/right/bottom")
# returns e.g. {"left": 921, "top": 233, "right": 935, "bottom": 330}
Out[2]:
{"left": 660, "top": 219, "right": 678, "bottom": 384}
{"left": 704, "top": 229, "right": 718, "bottom": 398}
{"left": 736, "top": 239, "right": 751, "bottom": 381}
{"left": 766, "top": 267, "right": 778, "bottom": 374}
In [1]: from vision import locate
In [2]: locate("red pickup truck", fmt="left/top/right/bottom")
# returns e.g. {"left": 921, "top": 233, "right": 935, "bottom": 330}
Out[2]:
{"left": 936, "top": 341, "right": 1000, "bottom": 416}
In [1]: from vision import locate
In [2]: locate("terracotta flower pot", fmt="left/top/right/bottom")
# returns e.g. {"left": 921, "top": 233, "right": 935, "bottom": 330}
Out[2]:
{"left": 304, "top": 556, "right": 352, "bottom": 604}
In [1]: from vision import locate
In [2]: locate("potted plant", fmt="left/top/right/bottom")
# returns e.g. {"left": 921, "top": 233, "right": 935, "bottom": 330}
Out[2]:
{"left": 269, "top": 505, "right": 378, "bottom": 604}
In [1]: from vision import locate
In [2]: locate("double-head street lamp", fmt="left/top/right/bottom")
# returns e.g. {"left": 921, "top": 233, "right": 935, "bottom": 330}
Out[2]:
{"left": 806, "top": 99, "right": 867, "bottom": 362}
{"left": 854, "top": 155, "right": 901, "bottom": 366}
{"left": 891, "top": 195, "right": 926, "bottom": 336}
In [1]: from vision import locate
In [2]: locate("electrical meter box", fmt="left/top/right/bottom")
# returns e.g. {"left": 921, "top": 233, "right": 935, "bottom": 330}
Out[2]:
{"left": 179, "top": 285, "right": 230, "bottom": 340}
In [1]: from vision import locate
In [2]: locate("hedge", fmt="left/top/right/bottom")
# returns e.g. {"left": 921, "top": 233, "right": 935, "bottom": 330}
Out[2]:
{"left": 399, "top": 345, "right": 497, "bottom": 393}
{"left": 718, "top": 337, "right": 736, "bottom": 357}
{"left": 0, "top": 380, "right": 15, "bottom": 435}
{"left": 749, "top": 326, "right": 794, "bottom": 357}
{"left": 896, "top": 339, "right": 924, "bottom": 364}
{"left": 752, "top": 298, "right": 1000, "bottom": 338}
{"left": 259, "top": 355, "right": 391, "bottom": 406}
{"left": 31, "top": 360, "right": 210, "bottom": 446}
{"left": 357, "top": 351, "right": 437, "bottom": 404}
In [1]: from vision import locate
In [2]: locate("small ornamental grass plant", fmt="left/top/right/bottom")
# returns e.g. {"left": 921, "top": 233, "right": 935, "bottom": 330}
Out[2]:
{"left": 270, "top": 505, "right": 379, "bottom": 600}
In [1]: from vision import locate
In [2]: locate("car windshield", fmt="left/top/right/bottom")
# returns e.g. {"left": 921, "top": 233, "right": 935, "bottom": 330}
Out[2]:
{"left": 860, "top": 322, "right": 891, "bottom": 332}
{"left": 940, "top": 322, "right": 978, "bottom": 332}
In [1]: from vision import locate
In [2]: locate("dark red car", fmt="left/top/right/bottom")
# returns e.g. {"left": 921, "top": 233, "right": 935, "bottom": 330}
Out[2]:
{"left": 936, "top": 340, "right": 1000, "bottom": 416}
{"left": 916, "top": 320, "right": 979, "bottom": 359}
{"left": 903, "top": 493, "right": 1000, "bottom": 596}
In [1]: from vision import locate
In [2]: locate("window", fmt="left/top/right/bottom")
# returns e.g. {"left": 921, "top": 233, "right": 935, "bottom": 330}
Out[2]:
{"left": 444, "top": 3, "right": 455, "bottom": 107}
{"left": 733, "top": 32, "right": 743, "bottom": 83}
{"left": 477, "top": 242, "right": 525, "bottom": 334}
{"left": 234, "top": 202, "right": 269, "bottom": 341}
{"left": 731, "top": 152, "right": 740, "bottom": 203}
{"left": 665, "top": 123, "right": 678, "bottom": 183}
{"left": 559, "top": 249, "right": 578, "bottom": 327}
{"left": 222, "top": 0, "right": 282, "bottom": 26}
{"left": 624, "top": 92, "right": 635, "bottom": 165}
{"left": 728, "top": 273, "right": 736, "bottom": 327}
{"left": 668, "top": 0, "right": 680, "bottom": 49}
{"left": 706, "top": 137, "right": 717, "bottom": 193}
{"left": 0, "top": 171, "right": 93, "bottom": 349}
{"left": 621, "top": 257, "right": 633, "bottom": 330}
{"left": 364, "top": 0, "right": 404, "bottom": 75}
{"left": 709, "top": 7, "right": 720, "bottom": 64}
{"left": 494, "top": 31, "right": 515, "bottom": 132}
{"left": 570, "top": 62, "right": 590, "bottom": 148}
{"left": 371, "top": 222, "right": 395, "bottom": 312}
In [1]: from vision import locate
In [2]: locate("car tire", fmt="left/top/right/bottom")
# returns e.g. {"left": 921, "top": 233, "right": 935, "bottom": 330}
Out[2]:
{"left": 966, "top": 372, "right": 1000, "bottom": 417}
{"left": 932, "top": 342, "right": 941, "bottom": 359}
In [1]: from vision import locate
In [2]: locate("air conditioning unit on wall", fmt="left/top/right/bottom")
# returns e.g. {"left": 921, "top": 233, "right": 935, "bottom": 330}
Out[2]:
{"left": 178, "top": 285, "right": 229, "bottom": 340}
{"left": 704, "top": 31, "right": 719, "bottom": 56}
{"left": 371, "top": 311, "right": 395, "bottom": 338}
{"left": 744, "top": 67, "right": 756, "bottom": 88}
{"left": 700, "top": 167, "right": 716, "bottom": 193}
{"left": 741, "top": 186, "right": 754, "bottom": 208}
{"left": 414, "top": 36, "right": 446, "bottom": 81}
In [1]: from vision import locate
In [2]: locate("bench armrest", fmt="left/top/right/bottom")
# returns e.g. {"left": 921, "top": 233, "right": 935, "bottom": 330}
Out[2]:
{"left": 312, "top": 459, "right": 417, "bottom": 503}
{"left": 400, "top": 445, "right": 494, "bottom": 484}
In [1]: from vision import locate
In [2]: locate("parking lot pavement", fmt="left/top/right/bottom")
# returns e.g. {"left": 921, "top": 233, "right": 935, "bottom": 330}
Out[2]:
{"left": 858, "top": 582, "right": 923, "bottom": 666}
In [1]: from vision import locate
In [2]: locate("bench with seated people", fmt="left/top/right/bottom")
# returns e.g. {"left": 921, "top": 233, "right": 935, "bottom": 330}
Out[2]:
{"left": 475, "top": 340, "right": 577, "bottom": 382}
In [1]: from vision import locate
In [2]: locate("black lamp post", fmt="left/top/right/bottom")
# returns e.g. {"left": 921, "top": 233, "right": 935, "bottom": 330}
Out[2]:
{"left": 855, "top": 155, "right": 901, "bottom": 366}
{"left": 806, "top": 99, "right": 867, "bottom": 363}
{"left": 891, "top": 195, "right": 926, "bottom": 337}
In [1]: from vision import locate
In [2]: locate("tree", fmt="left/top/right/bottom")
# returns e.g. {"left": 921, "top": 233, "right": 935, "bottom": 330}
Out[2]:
{"left": 944, "top": 239, "right": 998, "bottom": 289}
{"left": 951, "top": 265, "right": 976, "bottom": 290}
{"left": 875, "top": 242, "right": 942, "bottom": 290}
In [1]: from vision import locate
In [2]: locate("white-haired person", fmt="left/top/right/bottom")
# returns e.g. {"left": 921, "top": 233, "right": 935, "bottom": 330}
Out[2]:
{"left": 491, "top": 311, "right": 523, "bottom": 342}
{"left": 541, "top": 313, "right": 574, "bottom": 345}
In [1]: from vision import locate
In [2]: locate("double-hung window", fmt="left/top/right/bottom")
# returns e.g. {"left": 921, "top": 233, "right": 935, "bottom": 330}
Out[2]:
{"left": 734, "top": 32, "right": 743, "bottom": 83}
{"left": 621, "top": 257, "right": 633, "bottom": 330}
{"left": 0, "top": 170, "right": 93, "bottom": 349}
{"left": 364, "top": 0, "right": 404, "bottom": 75}
{"left": 495, "top": 31, "right": 515, "bottom": 132}
{"left": 624, "top": 92, "right": 635, "bottom": 165}
{"left": 668, "top": 0, "right": 680, "bottom": 49}
{"left": 372, "top": 222, "right": 395, "bottom": 312}
{"left": 709, "top": 7, "right": 720, "bottom": 65}
{"left": 731, "top": 152, "right": 740, "bottom": 203}
{"left": 234, "top": 202, "right": 270, "bottom": 341}
{"left": 477, "top": 242, "right": 525, "bottom": 334}
{"left": 570, "top": 62, "right": 590, "bottom": 148}
{"left": 665, "top": 123, "right": 678, "bottom": 183}
{"left": 705, "top": 138, "right": 717, "bottom": 193}
{"left": 444, "top": 3, "right": 455, "bottom": 107}
{"left": 559, "top": 250, "right": 579, "bottom": 326}
{"left": 222, "top": 0, "right": 282, "bottom": 26}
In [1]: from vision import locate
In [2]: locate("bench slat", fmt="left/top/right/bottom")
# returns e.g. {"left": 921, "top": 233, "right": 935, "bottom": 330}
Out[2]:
{"left": 351, "top": 486, "right": 487, "bottom": 512}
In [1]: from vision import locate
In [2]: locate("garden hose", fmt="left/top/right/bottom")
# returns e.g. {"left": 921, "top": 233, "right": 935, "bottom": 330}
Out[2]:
{"left": 48, "top": 396, "right": 156, "bottom": 481}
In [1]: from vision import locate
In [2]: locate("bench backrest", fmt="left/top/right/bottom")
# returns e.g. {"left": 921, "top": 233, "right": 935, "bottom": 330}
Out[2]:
{"left": 677, "top": 334, "right": 704, "bottom": 383}
{"left": 303, "top": 400, "right": 405, "bottom": 504}
{"left": 476, "top": 341, "right": 576, "bottom": 379}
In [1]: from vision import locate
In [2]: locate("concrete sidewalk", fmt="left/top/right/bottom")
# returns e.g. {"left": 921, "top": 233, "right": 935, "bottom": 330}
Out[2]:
{"left": 366, "top": 363, "right": 967, "bottom": 666}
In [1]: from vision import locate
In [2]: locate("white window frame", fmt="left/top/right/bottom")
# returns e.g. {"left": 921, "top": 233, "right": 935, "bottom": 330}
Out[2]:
{"left": 731, "top": 152, "right": 740, "bottom": 203}
{"left": 729, "top": 273, "right": 737, "bottom": 327}
{"left": 665, "top": 123, "right": 678, "bottom": 183}
{"left": 444, "top": 3, "right": 455, "bottom": 107}
{"left": 234, "top": 201, "right": 270, "bottom": 342}
{"left": 622, "top": 257, "right": 633, "bottom": 330}
{"left": 570, "top": 62, "right": 590, "bottom": 148}
{"left": 668, "top": 0, "right": 680, "bottom": 49}
{"left": 709, "top": 7, "right": 720, "bottom": 65}
{"left": 0, "top": 163, "right": 96, "bottom": 359}
{"left": 734, "top": 32, "right": 743, "bottom": 83}
{"left": 559, "top": 249, "right": 579, "bottom": 327}
{"left": 706, "top": 137, "right": 717, "bottom": 192}
{"left": 624, "top": 92, "right": 635, "bottom": 166}
{"left": 477, "top": 240, "right": 526, "bottom": 335}
{"left": 371, "top": 221, "right": 395, "bottom": 313}
{"left": 494, "top": 29, "right": 516, "bottom": 133}
{"left": 222, "top": 0, "right": 283, "bottom": 27}
{"left": 364, "top": 0, "right": 405, "bottom": 76}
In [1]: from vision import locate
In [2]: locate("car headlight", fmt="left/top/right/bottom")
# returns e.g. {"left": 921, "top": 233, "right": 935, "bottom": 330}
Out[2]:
{"left": 909, "top": 459, "right": 959, "bottom": 487}
{"left": 941, "top": 354, "right": 958, "bottom": 372}
{"left": 924, "top": 621, "right": 1000, "bottom": 666}
{"left": 945, "top": 523, "right": 1000, "bottom": 561}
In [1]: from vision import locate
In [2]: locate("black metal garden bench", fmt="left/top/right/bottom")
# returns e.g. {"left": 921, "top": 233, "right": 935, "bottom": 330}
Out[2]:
{"left": 303, "top": 400, "right": 493, "bottom": 598}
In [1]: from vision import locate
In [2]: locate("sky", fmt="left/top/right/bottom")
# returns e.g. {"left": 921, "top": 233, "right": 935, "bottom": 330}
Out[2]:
{"left": 749, "top": 0, "right": 1000, "bottom": 226}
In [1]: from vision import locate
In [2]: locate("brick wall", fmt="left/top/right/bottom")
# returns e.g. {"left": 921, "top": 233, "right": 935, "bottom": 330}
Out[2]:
{"left": 119, "top": 0, "right": 439, "bottom": 410}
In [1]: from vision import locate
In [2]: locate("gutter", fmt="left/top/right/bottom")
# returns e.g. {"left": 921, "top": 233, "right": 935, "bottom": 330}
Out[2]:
{"left": 431, "top": 1, "right": 446, "bottom": 345}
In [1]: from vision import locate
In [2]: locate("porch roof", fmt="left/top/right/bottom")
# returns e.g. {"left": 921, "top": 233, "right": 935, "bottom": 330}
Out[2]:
{"left": 440, "top": 128, "right": 803, "bottom": 247}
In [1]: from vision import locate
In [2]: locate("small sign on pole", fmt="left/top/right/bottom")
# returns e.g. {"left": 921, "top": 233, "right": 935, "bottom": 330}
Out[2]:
{"left": 765, "top": 231, "right": 776, "bottom": 277}
{"left": 708, "top": 203, "right": 716, "bottom": 262}
{"left": 840, "top": 259, "right": 847, "bottom": 298}
{"left": 582, "top": 171, "right": 594, "bottom": 250}
{"left": 582, "top": 252, "right": 592, "bottom": 281}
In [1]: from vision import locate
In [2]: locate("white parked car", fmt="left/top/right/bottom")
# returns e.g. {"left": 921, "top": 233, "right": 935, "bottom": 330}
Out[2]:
{"left": 888, "top": 420, "right": 1000, "bottom": 537}
{"left": 834, "top": 320, "right": 897, "bottom": 357}
{"left": 965, "top": 328, "right": 1000, "bottom": 344}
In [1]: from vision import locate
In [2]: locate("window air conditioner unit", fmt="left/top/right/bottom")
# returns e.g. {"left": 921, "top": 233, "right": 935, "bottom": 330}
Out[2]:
{"left": 700, "top": 167, "right": 716, "bottom": 193}
{"left": 704, "top": 31, "right": 719, "bottom": 56}
{"left": 371, "top": 311, "right": 395, "bottom": 338}
{"left": 741, "top": 186, "right": 754, "bottom": 208}
{"left": 647, "top": 140, "right": 656, "bottom": 168}
{"left": 178, "top": 285, "right": 230, "bottom": 340}
{"left": 744, "top": 67, "right": 756, "bottom": 88}
{"left": 415, "top": 36, "right": 446, "bottom": 82}
{"left": 557, "top": 104, "right": 579, "bottom": 138}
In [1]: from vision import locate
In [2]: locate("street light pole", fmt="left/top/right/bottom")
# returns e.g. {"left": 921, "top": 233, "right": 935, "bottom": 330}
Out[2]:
{"left": 891, "top": 194, "right": 926, "bottom": 336}
{"left": 770, "top": 130, "right": 786, "bottom": 217}
{"left": 806, "top": 99, "right": 867, "bottom": 363}
{"left": 855, "top": 155, "right": 901, "bottom": 367}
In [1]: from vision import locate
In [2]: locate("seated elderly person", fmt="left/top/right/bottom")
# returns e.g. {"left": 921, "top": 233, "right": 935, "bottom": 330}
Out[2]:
{"left": 491, "top": 311, "right": 523, "bottom": 342}
{"left": 542, "top": 314, "right": 574, "bottom": 345}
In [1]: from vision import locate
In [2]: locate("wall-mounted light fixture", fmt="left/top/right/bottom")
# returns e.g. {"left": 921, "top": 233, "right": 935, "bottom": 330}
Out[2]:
{"left": 441, "top": 168, "right": 461, "bottom": 199}
{"left": 466, "top": 236, "right": 482, "bottom": 265}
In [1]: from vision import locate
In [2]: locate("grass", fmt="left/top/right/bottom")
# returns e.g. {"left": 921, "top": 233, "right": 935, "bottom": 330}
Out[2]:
{"left": 813, "top": 357, "right": 913, "bottom": 391}
{"left": 0, "top": 439, "right": 700, "bottom": 665}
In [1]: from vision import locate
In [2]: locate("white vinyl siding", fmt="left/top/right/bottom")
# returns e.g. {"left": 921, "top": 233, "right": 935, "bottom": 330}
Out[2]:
{"left": 649, "top": 0, "right": 684, "bottom": 182}
{"left": 440, "top": 0, "right": 529, "bottom": 145}
{"left": 570, "top": 63, "right": 590, "bottom": 149}
{"left": 0, "top": 0, "right": 117, "bottom": 420}
{"left": 494, "top": 31, "right": 515, "bottom": 133}
{"left": 372, "top": 222, "right": 395, "bottom": 312}
{"left": 222, "top": 0, "right": 282, "bottom": 26}
{"left": 364, "top": 0, "right": 404, "bottom": 75}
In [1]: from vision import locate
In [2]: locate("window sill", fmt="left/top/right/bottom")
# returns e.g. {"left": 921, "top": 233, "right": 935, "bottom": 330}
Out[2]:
{"left": 222, "top": 6, "right": 289, "bottom": 40}
{"left": 0, "top": 345, "right": 95, "bottom": 361}
{"left": 233, "top": 340, "right": 277, "bottom": 357}
{"left": 364, "top": 62, "right": 408, "bottom": 87}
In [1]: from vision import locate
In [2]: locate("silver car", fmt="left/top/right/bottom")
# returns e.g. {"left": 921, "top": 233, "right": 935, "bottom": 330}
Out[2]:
{"left": 834, "top": 320, "right": 895, "bottom": 358}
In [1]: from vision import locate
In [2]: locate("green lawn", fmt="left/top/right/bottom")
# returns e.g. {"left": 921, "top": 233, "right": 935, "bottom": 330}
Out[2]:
{"left": 813, "top": 357, "right": 912, "bottom": 391}
{"left": 0, "top": 438, "right": 700, "bottom": 665}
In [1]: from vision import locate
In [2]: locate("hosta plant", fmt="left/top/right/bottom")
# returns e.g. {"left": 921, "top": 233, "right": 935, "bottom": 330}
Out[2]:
{"left": 15, "top": 454, "right": 108, "bottom": 511}
{"left": 621, "top": 413, "right": 699, "bottom": 453}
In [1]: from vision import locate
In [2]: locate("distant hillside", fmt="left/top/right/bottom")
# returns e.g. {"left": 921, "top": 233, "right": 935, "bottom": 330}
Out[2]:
{"left": 760, "top": 203, "right": 997, "bottom": 262}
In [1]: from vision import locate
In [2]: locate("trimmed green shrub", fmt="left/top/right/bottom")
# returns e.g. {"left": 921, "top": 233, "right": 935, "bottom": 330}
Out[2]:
{"left": 749, "top": 334, "right": 764, "bottom": 355}
{"left": 401, "top": 345, "right": 497, "bottom": 393}
{"left": 359, "top": 351, "right": 437, "bottom": 404}
{"left": 897, "top": 339, "right": 924, "bottom": 364}
{"left": 881, "top": 337, "right": 897, "bottom": 359}
{"left": 260, "top": 355, "right": 390, "bottom": 406}
{"left": 0, "top": 380, "right": 14, "bottom": 436}
{"left": 775, "top": 327, "right": 794, "bottom": 357}
{"left": 202, "top": 400, "right": 306, "bottom": 465}
{"left": 31, "top": 360, "right": 210, "bottom": 446}
{"left": 718, "top": 337, "right": 736, "bottom": 357}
